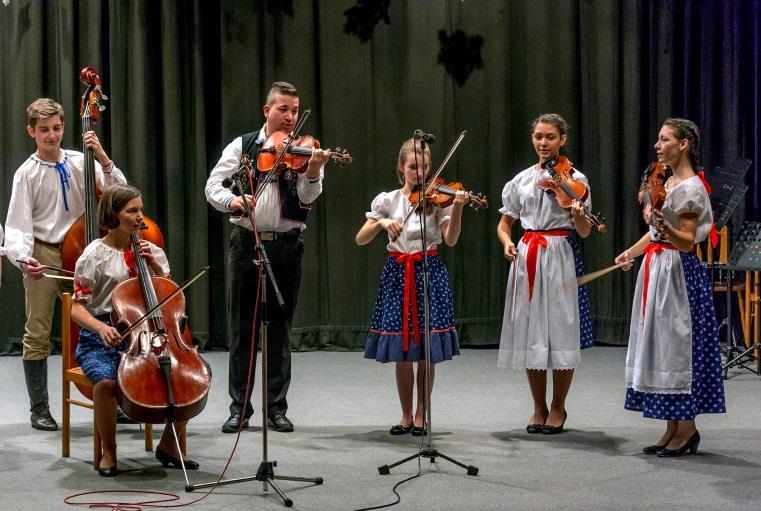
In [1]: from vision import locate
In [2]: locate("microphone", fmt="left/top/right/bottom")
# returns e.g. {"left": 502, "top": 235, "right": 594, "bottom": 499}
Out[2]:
{"left": 414, "top": 129, "right": 436, "bottom": 144}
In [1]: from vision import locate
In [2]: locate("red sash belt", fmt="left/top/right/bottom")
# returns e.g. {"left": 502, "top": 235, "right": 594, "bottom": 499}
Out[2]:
{"left": 520, "top": 230, "right": 570, "bottom": 301}
{"left": 641, "top": 241, "right": 678, "bottom": 316}
{"left": 388, "top": 250, "right": 438, "bottom": 352}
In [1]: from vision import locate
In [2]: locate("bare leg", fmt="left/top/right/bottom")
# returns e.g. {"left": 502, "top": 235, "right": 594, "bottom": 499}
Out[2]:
{"left": 656, "top": 420, "right": 679, "bottom": 447}
{"left": 93, "top": 380, "right": 117, "bottom": 469}
{"left": 547, "top": 369, "right": 574, "bottom": 427}
{"left": 158, "top": 420, "right": 189, "bottom": 460}
{"left": 665, "top": 419, "right": 697, "bottom": 450}
{"left": 413, "top": 363, "right": 435, "bottom": 427}
{"left": 526, "top": 369, "right": 548, "bottom": 425}
{"left": 395, "top": 362, "right": 414, "bottom": 427}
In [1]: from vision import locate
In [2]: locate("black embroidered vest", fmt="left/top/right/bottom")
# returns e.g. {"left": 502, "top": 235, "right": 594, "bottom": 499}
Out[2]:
{"left": 241, "top": 131, "right": 312, "bottom": 224}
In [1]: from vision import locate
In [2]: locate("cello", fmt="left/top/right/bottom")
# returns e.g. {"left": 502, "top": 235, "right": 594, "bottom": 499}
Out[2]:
{"left": 113, "top": 228, "right": 211, "bottom": 424}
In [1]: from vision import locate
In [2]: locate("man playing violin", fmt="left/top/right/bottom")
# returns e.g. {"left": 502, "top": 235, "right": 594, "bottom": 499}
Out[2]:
{"left": 205, "top": 81, "right": 329, "bottom": 433}
{"left": 4, "top": 98, "right": 126, "bottom": 431}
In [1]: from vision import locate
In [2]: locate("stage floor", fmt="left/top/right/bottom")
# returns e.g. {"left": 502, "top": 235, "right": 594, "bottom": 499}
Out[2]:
{"left": 0, "top": 348, "right": 759, "bottom": 510}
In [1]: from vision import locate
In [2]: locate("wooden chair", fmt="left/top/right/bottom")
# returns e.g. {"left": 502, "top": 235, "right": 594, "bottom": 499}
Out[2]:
{"left": 61, "top": 292, "right": 154, "bottom": 470}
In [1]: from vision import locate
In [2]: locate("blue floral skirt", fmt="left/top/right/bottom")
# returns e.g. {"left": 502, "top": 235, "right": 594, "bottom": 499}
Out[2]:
{"left": 568, "top": 235, "right": 594, "bottom": 349}
{"left": 625, "top": 252, "right": 726, "bottom": 420}
{"left": 75, "top": 315, "right": 127, "bottom": 385}
{"left": 364, "top": 253, "right": 460, "bottom": 363}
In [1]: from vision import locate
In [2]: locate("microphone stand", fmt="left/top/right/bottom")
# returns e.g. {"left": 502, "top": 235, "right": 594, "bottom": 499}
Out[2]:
{"left": 378, "top": 131, "right": 478, "bottom": 478}
{"left": 190, "top": 120, "right": 323, "bottom": 507}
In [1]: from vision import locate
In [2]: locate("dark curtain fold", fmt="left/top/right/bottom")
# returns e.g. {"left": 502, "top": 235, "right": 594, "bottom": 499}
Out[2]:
{"left": 1, "top": 0, "right": 759, "bottom": 355}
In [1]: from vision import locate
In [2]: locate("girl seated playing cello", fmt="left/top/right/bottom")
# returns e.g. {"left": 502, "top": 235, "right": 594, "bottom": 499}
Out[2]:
{"left": 71, "top": 184, "right": 198, "bottom": 476}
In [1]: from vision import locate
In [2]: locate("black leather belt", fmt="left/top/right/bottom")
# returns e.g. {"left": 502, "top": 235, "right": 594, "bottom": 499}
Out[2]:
{"left": 258, "top": 228, "right": 301, "bottom": 241}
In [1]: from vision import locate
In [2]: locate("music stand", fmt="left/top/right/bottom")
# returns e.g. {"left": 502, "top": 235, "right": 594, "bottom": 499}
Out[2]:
{"left": 701, "top": 160, "right": 750, "bottom": 376}
{"left": 723, "top": 221, "right": 761, "bottom": 376}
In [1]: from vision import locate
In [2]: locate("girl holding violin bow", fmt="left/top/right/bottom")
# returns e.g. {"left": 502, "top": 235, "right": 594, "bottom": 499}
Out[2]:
{"left": 356, "top": 137, "right": 473, "bottom": 436}
{"left": 615, "top": 118, "right": 725, "bottom": 457}
{"left": 497, "top": 113, "right": 596, "bottom": 435}
{"left": 71, "top": 185, "right": 199, "bottom": 476}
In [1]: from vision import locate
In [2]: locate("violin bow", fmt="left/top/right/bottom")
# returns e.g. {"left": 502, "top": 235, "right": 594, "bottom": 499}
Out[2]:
{"left": 510, "top": 252, "right": 519, "bottom": 323}
{"left": 576, "top": 256, "right": 640, "bottom": 286}
{"left": 399, "top": 131, "right": 468, "bottom": 229}
{"left": 117, "top": 266, "right": 210, "bottom": 341}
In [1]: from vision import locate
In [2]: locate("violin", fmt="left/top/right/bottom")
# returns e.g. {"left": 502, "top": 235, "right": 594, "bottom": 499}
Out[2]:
{"left": 256, "top": 131, "right": 352, "bottom": 173}
{"left": 113, "top": 228, "right": 211, "bottom": 424}
{"left": 638, "top": 161, "right": 671, "bottom": 228}
{"left": 408, "top": 177, "right": 488, "bottom": 210}
{"left": 539, "top": 155, "right": 607, "bottom": 233}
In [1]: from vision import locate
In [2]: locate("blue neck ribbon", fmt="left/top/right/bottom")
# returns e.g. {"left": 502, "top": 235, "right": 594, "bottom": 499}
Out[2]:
{"left": 55, "top": 162, "right": 71, "bottom": 211}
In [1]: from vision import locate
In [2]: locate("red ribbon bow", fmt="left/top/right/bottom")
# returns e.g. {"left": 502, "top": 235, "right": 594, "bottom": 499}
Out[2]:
{"left": 641, "top": 241, "right": 678, "bottom": 317}
{"left": 389, "top": 250, "right": 438, "bottom": 352}
{"left": 123, "top": 250, "right": 138, "bottom": 278}
{"left": 520, "top": 230, "right": 569, "bottom": 301}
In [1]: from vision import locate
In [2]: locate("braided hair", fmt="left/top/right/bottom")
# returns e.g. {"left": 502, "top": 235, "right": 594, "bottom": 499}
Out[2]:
{"left": 663, "top": 118, "right": 701, "bottom": 169}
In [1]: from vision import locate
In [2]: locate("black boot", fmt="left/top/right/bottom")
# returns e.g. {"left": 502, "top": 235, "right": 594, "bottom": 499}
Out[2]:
{"left": 23, "top": 359, "right": 58, "bottom": 431}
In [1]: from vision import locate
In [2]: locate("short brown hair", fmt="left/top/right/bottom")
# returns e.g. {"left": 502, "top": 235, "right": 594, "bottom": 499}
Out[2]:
{"left": 98, "top": 184, "right": 141, "bottom": 229}
{"left": 266, "top": 81, "right": 299, "bottom": 105}
{"left": 27, "top": 98, "right": 64, "bottom": 128}
{"left": 531, "top": 113, "right": 569, "bottom": 136}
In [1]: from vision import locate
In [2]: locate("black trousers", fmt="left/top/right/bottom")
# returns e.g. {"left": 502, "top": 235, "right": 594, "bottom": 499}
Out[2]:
{"left": 227, "top": 226, "right": 303, "bottom": 419}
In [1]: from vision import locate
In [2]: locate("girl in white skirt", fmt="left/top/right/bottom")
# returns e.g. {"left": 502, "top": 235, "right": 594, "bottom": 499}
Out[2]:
{"left": 497, "top": 114, "right": 594, "bottom": 434}
{"left": 615, "top": 118, "right": 725, "bottom": 457}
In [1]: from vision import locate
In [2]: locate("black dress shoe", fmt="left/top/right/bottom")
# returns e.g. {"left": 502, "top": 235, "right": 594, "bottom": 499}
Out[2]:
{"left": 526, "top": 423, "right": 545, "bottom": 434}
{"left": 410, "top": 426, "right": 427, "bottom": 436}
{"left": 541, "top": 410, "right": 567, "bottom": 435}
{"left": 389, "top": 424, "right": 413, "bottom": 435}
{"left": 221, "top": 413, "right": 249, "bottom": 433}
{"left": 98, "top": 465, "right": 119, "bottom": 477}
{"left": 116, "top": 407, "right": 138, "bottom": 424}
{"left": 31, "top": 412, "right": 58, "bottom": 431}
{"left": 156, "top": 447, "right": 200, "bottom": 470}
{"left": 267, "top": 414, "right": 294, "bottom": 432}
{"left": 657, "top": 431, "right": 700, "bottom": 457}
{"left": 642, "top": 444, "right": 667, "bottom": 455}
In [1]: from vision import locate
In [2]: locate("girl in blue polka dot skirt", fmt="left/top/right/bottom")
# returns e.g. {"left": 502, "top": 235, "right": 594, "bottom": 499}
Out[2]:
{"left": 356, "top": 137, "right": 467, "bottom": 436}
{"left": 615, "top": 118, "right": 726, "bottom": 457}
{"left": 497, "top": 114, "right": 594, "bottom": 435}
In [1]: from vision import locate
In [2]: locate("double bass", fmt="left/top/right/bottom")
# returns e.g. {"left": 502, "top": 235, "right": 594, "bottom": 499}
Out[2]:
{"left": 62, "top": 67, "right": 164, "bottom": 400}
{"left": 61, "top": 66, "right": 164, "bottom": 270}
{"left": 113, "top": 229, "right": 211, "bottom": 424}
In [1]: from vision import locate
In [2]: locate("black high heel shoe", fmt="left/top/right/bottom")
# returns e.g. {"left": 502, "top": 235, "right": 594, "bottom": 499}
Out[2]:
{"left": 642, "top": 443, "right": 667, "bottom": 455}
{"left": 657, "top": 431, "right": 700, "bottom": 457}
{"left": 156, "top": 447, "right": 200, "bottom": 470}
{"left": 541, "top": 410, "right": 567, "bottom": 435}
{"left": 98, "top": 465, "right": 119, "bottom": 477}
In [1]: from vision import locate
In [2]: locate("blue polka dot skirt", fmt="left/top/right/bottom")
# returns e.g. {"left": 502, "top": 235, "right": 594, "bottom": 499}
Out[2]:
{"left": 625, "top": 252, "right": 726, "bottom": 420}
{"left": 75, "top": 315, "right": 128, "bottom": 385}
{"left": 567, "top": 235, "right": 594, "bottom": 349}
{"left": 365, "top": 253, "right": 460, "bottom": 363}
